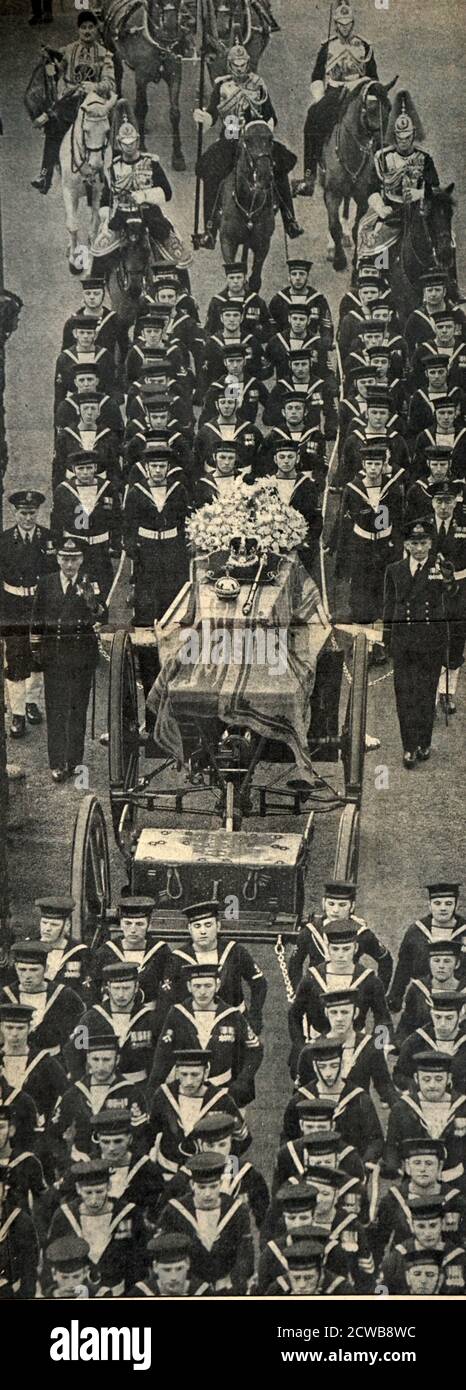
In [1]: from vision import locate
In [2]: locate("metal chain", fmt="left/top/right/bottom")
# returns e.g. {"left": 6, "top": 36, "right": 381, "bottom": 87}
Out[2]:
{"left": 274, "top": 934, "right": 295, "bottom": 1002}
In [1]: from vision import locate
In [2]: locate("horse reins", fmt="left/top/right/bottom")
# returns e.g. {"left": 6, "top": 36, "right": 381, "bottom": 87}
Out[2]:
{"left": 232, "top": 136, "right": 273, "bottom": 227}
{"left": 71, "top": 107, "right": 111, "bottom": 178}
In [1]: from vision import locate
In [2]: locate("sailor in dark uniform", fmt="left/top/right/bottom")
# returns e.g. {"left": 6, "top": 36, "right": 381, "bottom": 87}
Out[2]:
{"left": 383, "top": 516, "right": 458, "bottom": 767}
{"left": 297, "top": 3, "right": 378, "bottom": 197}
{"left": 61, "top": 276, "right": 121, "bottom": 358}
{"left": 336, "top": 440, "right": 405, "bottom": 643}
{"left": 405, "top": 272, "right": 466, "bottom": 360}
{"left": 269, "top": 257, "right": 334, "bottom": 349}
{"left": 51, "top": 451, "right": 121, "bottom": 600}
{"left": 429, "top": 478, "right": 466, "bottom": 713}
{"left": 288, "top": 879, "right": 393, "bottom": 994}
{"left": 30, "top": 535, "right": 106, "bottom": 782}
{"left": 0, "top": 489, "right": 53, "bottom": 738}
{"left": 388, "top": 871, "right": 466, "bottom": 1014}
{"left": 35, "top": 895, "right": 92, "bottom": 1000}
{"left": 54, "top": 316, "right": 115, "bottom": 409}
{"left": 394, "top": 938, "right": 466, "bottom": 1048}
{"left": 413, "top": 397, "right": 466, "bottom": 482}
{"left": 127, "top": 1231, "right": 212, "bottom": 1298}
{"left": 123, "top": 452, "right": 189, "bottom": 713}
{"left": 206, "top": 261, "right": 273, "bottom": 343}
{"left": 54, "top": 362, "right": 123, "bottom": 444}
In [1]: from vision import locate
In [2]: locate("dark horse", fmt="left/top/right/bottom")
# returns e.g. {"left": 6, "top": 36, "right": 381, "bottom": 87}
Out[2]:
{"left": 321, "top": 78, "right": 397, "bottom": 272}
{"left": 99, "top": 0, "right": 188, "bottom": 169}
{"left": 219, "top": 120, "right": 275, "bottom": 291}
{"left": 203, "top": 0, "right": 273, "bottom": 80}
{"left": 382, "top": 185, "right": 457, "bottom": 326}
{"left": 96, "top": 213, "right": 157, "bottom": 356}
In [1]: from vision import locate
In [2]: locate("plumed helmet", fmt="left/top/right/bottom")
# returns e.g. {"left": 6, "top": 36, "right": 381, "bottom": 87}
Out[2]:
{"left": 117, "top": 120, "right": 140, "bottom": 149}
{"left": 335, "top": 3, "right": 354, "bottom": 27}
{"left": 387, "top": 90, "right": 425, "bottom": 146}
{"left": 227, "top": 41, "right": 250, "bottom": 75}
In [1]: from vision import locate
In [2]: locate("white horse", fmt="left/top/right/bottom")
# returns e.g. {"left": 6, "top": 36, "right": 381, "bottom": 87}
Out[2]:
{"left": 59, "top": 88, "right": 116, "bottom": 273}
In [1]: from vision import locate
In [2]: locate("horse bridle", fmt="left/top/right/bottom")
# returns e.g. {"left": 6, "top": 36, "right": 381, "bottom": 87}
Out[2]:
{"left": 232, "top": 129, "right": 274, "bottom": 227}
{"left": 71, "top": 106, "right": 111, "bottom": 178}
{"left": 335, "top": 82, "right": 386, "bottom": 187}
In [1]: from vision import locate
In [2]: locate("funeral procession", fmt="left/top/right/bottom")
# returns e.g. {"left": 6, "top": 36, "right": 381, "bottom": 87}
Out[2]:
{"left": 0, "top": 0, "right": 465, "bottom": 1304}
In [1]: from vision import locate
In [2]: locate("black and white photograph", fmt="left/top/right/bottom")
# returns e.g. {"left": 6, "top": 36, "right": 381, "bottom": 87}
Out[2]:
{"left": 0, "top": 0, "right": 465, "bottom": 1319}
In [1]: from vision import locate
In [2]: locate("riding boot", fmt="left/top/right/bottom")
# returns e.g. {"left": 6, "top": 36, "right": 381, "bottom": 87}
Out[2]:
{"left": 275, "top": 172, "right": 304, "bottom": 238}
{"left": 31, "top": 126, "right": 59, "bottom": 194}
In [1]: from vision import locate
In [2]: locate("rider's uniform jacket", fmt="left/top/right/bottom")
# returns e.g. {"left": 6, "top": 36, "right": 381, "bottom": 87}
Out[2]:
{"left": 206, "top": 72, "right": 276, "bottom": 134}
{"left": 110, "top": 153, "right": 172, "bottom": 211}
{"left": 311, "top": 33, "right": 377, "bottom": 92}
{"left": 369, "top": 146, "right": 439, "bottom": 210}
{"left": 51, "top": 39, "right": 116, "bottom": 93}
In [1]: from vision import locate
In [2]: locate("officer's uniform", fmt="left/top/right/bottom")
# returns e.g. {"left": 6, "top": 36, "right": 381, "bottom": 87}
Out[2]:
{"left": 109, "top": 152, "right": 175, "bottom": 256}
{"left": 430, "top": 503, "right": 466, "bottom": 696}
{"left": 30, "top": 542, "right": 105, "bottom": 775}
{"left": 303, "top": 27, "right": 377, "bottom": 183}
{"left": 383, "top": 536, "right": 457, "bottom": 758}
{"left": 50, "top": 473, "right": 121, "bottom": 599}
{"left": 0, "top": 496, "right": 53, "bottom": 725}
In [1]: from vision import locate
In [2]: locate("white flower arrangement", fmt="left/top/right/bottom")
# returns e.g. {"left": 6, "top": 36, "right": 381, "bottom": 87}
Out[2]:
{"left": 186, "top": 478, "right": 308, "bottom": 555}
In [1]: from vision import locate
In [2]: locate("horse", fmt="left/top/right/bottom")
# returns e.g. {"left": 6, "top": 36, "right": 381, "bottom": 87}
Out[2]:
{"left": 94, "top": 210, "right": 157, "bottom": 356}
{"left": 202, "top": 0, "right": 272, "bottom": 80}
{"left": 99, "top": 0, "right": 188, "bottom": 169}
{"left": 320, "top": 78, "right": 397, "bottom": 273}
{"left": 59, "top": 90, "right": 115, "bottom": 274}
{"left": 378, "top": 185, "right": 457, "bottom": 327}
{"left": 219, "top": 119, "right": 275, "bottom": 291}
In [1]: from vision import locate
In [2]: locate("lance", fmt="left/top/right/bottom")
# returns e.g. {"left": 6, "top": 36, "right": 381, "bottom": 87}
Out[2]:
{"left": 192, "top": 0, "right": 209, "bottom": 248}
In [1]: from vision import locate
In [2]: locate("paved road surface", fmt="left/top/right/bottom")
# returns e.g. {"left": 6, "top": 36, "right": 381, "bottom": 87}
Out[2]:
{"left": 1, "top": 0, "right": 465, "bottom": 1177}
